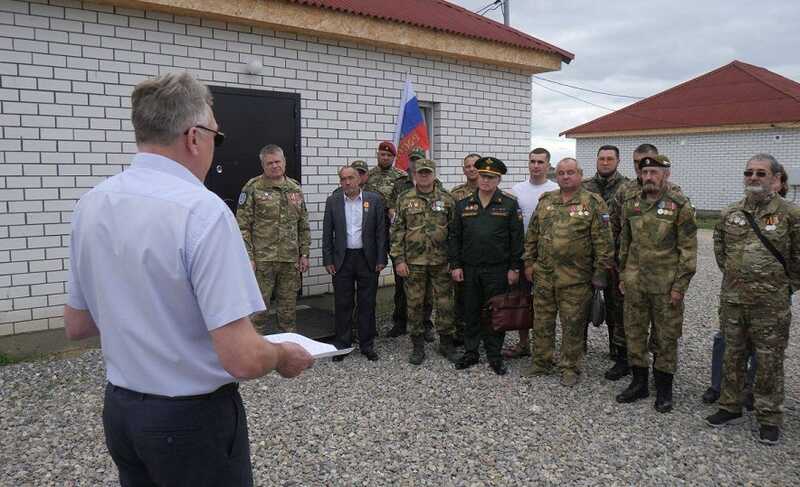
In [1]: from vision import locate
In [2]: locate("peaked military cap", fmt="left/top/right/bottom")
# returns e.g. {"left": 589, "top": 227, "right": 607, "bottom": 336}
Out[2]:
{"left": 409, "top": 148, "right": 426, "bottom": 161}
{"left": 350, "top": 160, "right": 369, "bottom": 173}
{"left": 475, "top": 156, "right": 507, "bottom": 176}
{"left": 415, "top": 158, "right": 436, "bottom": 172}
{"left": 638, "top": 154, "right": 671, "bottom": 169}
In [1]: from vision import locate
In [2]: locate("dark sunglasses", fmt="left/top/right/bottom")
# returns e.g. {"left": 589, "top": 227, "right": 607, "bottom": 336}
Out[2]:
{"left": 185, "top": 125, "right": 225, "bottom": 147}
{"left": 743, "top": 169, "right": 769, "bottom": 178}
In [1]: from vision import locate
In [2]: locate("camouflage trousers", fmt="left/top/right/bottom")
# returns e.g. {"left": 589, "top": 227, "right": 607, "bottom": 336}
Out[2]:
{"left": 404, "top": 263, "right": 455, "bottom": 337}
{"left": 719, "top": 303, "right": 791, "bottom": 426}
{"left": 253, "top": 261, "right": 299, "bottom": 333}
{"left": 623, "top": 289, "right": 683, "bottom": 374}
{"left": 532, "top": 281, "right": 592, "bottom": 374}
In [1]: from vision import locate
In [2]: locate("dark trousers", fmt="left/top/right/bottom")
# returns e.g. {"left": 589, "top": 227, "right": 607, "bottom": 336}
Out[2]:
{"left": 463, "top": 264, "right": 508, "bottom": 362}
{"left": 103, "top": 383, "right": 252, "bottom": 487}
{"left": 334, "top": 249, "right": 378, "bottom": 351}
{"left": 392, "top": 262, "right": 407, "bottom": 324}
{"left": 711, "top": 330, "right": 756, "bottom": 392}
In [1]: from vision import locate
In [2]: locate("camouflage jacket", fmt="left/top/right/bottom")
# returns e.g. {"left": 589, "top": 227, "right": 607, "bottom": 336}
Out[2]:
{"left": 714, "top": 193, "right": 800, "bottom": 304}
{"left": 619, "top": 187, "right": 697, "bottom": 294}
{"left": 236, "top": 176, "right": 310, "bottom": 263}
{"left": 523, "top": 188, "right": 613, "bottom": 289}
{"left": 366, "top": 166, "right": 408, "bottom": 210}
{"left": 609, "top": 178, "right": 683, "bottom": 252}
{"left": 390, "top": 186, "right": 455, "bottom": 265}
{"left": 388, "top": 178, "right": 445, "bottom": 212}
{"left": 448, "top": 189, "right": 524, "bottom": 270}
{"left": 450, "top": 181, "right": 478, "bottom": 202}
{"left": 582, "top": 171, "right": 629, "bottom": 204}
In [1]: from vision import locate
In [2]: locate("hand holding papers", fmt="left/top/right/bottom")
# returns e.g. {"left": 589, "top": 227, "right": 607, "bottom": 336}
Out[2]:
{"left": 264, "top": 333, "right": 353, "bottom": 359}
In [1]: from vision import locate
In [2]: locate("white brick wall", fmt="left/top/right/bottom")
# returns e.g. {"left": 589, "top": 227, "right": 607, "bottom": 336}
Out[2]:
{"left": 575, "top": 129, "right": 800, "bottom": 211}
{"left": 0, "top": 0, "right": 534, "bottom": 335}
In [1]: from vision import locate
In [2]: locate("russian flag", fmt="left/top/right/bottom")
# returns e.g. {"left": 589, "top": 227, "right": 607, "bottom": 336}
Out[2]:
{"left": 392, "top": 79, "right": 430, "bottom": 171}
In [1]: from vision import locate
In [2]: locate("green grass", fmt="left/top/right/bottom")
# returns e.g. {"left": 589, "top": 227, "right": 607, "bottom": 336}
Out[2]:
{"left": 0, "top": 352, "right": 19, "bottom": 366}
{"left": 696, "top": 215, "right": 720, "bottom": 230}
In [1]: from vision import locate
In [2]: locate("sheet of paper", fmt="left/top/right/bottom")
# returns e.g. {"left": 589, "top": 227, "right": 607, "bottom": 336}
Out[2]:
{"left": 263, "top": 333, "right": 352, "bottom": 358}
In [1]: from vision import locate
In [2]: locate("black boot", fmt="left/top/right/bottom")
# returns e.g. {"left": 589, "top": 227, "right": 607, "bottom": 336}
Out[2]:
{"left": 653, "top": 369, "right": 674, "bottom": 413}
{"left": 616, "top": 366, "right": 650, "bottom": 403}
{"left": 437, "top": 334, "right": 460, "bottom": 363}
{"left": 408, "top": 335, "right": 425, "bottom": 365}
{"left": 423, "top": 320, "right": 435, "bottom": 343}
{"left": 604, "top": 347, "right": 630, "bottom": 381}
{"left": 455, "top": 353, "right": 479, "bottom": 370}
{"left": 386, "top": 321, "right": 407, "bottom": 338}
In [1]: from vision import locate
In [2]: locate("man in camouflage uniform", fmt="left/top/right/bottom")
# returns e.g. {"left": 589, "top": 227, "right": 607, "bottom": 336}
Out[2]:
{"left": 450, "top": 153, "right": 481, "bottom": 202}
{"left": 366, "top": 141, "right": 409, "bottom": 336}
{"left": 391, "top": 159, "right": 459, "bottom": 365}
{"left": 449, "top": 156, "right": 524, "bottom": 376}
{"left": 523, "top": 158, "right": 613, "bottom": 387}
{"left": 351, "top": 160, "right": 370, "bottom": 188}
{"left": 237, "top": 144, "right": 310, "bottom": 333}
{"left": 450, "top": 153, "right": 481, "bottom": 345}
{"left": 616, "top": 155, "right": 697, "bottom": 413}
{"left": 705, "top": 153, "right": 800, "bottom": 445}
{"left": 386, "top": 148, "right": 436, "bottom": 341}
{"left": 582, "top": 145, "right": 630, "bottom": 380}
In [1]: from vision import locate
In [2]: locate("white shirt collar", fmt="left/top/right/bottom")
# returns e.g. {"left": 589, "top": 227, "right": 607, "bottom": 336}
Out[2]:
{"left": 344, "top": 190, "right": 363, "bottom": 202}
{"left": 131, "top": 152, "right": 204, "bottom": 186}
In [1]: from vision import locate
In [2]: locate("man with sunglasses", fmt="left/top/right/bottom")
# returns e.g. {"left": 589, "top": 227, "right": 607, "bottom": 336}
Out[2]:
{"left": 237, "top": 145, "right": 311, "bottom": 334}
{"left": 64, "top": 72, "right": 313, "bottom": 485}
{"left": 705, "top": 154, "right": 800, "bottom": 445}
{"left": 616, "top": 155, "right": 697, "bottom": 413}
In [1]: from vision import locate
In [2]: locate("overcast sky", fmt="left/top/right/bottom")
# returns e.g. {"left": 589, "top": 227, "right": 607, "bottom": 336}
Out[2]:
{"left": 451, "top": 0, "right": 800, "bottom": 162}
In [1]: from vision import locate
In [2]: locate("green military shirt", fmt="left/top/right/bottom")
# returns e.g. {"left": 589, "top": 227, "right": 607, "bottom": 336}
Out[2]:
{"left": 388, "top": 178, "right": 445, "bottom": 212}
{"left": 450, "top": 181, "right": 478, "bottom": 202}
{"left": 236, "top": 176, "right": 310, "bottom": 263}
{"left": 390, "top": 186, "right": 455, "bottom": 266}
{"left": 523, "top": 188, "right": 613, "bottom": 288}
{"left": 448, "top": 189, "right": 524, "bottom": 270}
{"left": 610, "top": 178, "right": 683, "bottom": 248}
{"left": 714, "top": 193, "right": 800, "bottom": 304}
{"left": 582, "top": 171, "right": 629, "bottom": 204}
{"left": 366, "top": 165, "right": 408, "bottom": 209}
{"left": 619, "top": 187, "right": 697, "bottom": 294}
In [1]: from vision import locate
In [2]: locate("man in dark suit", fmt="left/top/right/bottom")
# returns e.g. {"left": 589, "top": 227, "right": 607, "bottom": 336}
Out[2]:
{"left": 323, "top": 166, "right": 387, "bottom": 361}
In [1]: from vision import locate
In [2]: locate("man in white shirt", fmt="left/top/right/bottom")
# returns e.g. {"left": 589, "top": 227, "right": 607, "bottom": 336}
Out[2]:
{"left": 323, "top": 166, "right": 387, "bottom": 361}
{"left": 64, "top": 72, "right": 313, "bottom": 486}
{"left": 505, "top": 148, "right": 558, "bottom": 358}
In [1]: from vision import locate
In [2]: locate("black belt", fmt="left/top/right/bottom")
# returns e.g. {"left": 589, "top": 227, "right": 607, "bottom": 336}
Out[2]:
{"left": 346, "top": 248, "right": 364, "bottom": 253}
{"left": 109, "top": 382, "right": 238, "bottom": 401}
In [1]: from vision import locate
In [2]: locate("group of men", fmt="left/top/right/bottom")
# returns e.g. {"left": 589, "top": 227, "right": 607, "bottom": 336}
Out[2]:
{"left": 63, "top": 73, "right": 797, "bottom": 485}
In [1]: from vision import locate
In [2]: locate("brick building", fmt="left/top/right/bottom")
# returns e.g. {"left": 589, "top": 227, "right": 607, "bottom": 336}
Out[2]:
{"left": 0, "top": 0, "right": 572, "bottom": 336}
{"left": 562, "top": 61, "right": 800, "bottom": 211}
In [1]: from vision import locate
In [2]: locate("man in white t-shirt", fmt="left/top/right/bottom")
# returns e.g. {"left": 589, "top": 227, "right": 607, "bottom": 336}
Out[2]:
{"left": 505, "top": 148, "right": 558, "bottom": 358}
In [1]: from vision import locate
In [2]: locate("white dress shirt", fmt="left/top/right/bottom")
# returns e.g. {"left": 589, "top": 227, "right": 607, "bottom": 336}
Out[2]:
{"left": 344, "top": 190, "right": 364, "bottom": 249}
{"left": 67, "top": 153, "right": 265, "bottom": 396}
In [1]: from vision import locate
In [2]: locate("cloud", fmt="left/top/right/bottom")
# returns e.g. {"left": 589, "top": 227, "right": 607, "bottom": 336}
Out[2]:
{"left": 452, "top": 0, "right": 800, "bottom": 157}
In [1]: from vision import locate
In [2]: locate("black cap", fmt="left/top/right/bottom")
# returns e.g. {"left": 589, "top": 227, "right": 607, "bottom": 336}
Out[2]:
{"left": 475, "top": 156, "right": 507, "bottom": 176}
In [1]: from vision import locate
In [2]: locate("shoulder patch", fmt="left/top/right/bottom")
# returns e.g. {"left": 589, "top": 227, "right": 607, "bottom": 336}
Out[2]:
{"left": 238, "top": 192, "right": 247, "bottom": 206}
{"left": 500, "top": 189, "right": 517, "bottom": 200}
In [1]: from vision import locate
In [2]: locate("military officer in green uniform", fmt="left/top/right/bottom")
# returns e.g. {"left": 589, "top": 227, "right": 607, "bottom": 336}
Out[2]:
{"left": 366, "top": 141, "right": 410, "bottom": 336}
{"left": 391, "top": 159, "right": 459, "bottom": 365}
{"left": 582, "top": 145, "right": 630, "bottom": 380}
{"left": 705, "top": 153, "right": 800, "bottom": 445}
{"left": 449, "top": 156, "right": 524, "bottom": 375}
{"left": 450, "top": 153, "right": 481, "bottom": 344}
{"left": 237, "top": 144, "right": 311, "bottom": 333}
{"left": 616, "top": 155, "right": 697, "bottom": 413}
{"left": 351, "top": 159, "right": 370, "bottom": 188}
{"left": 524, "top": 158, "right": 613, "bottom": 386}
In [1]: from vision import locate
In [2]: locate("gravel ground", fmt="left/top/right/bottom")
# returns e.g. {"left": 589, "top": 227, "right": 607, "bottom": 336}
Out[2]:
{"left": 2, "top": 230, "right": 799, "bottom": 486}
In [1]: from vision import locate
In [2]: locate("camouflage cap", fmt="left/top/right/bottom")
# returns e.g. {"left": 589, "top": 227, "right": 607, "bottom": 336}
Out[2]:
{"left": 415, "top": 158, "right": 436, "bottom": 173}
{"left": 475, "top": 156, "right": 507, "bottom": 176}
{"left": 409, "top": 148, "right": 426, "bottom": 161}
{"left": 350, "top": 160, "right": 369, "bottom": 173}
{"left": 638, "top": 155, "right": 671, "bottom": 169}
